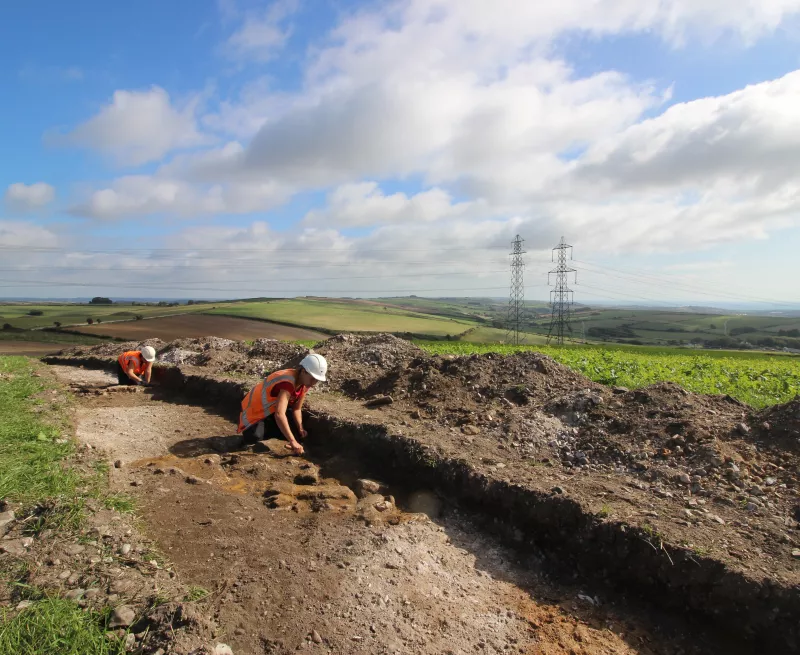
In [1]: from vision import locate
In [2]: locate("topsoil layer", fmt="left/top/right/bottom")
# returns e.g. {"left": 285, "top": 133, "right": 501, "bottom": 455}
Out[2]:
{"left": 48, "top": 334, "right": 800, "bottom": 650}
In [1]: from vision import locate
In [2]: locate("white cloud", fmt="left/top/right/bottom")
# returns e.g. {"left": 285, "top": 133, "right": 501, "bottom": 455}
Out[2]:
{"left": 62, "top": 87, "right": 209, "bottom": 166}
{"left": 0, "top": 220, "right": 59, "bottom": 248}
{"left": 60, "top": 0, "right": 800, "bottom": 262}
{"left": 69, "top": 174, "right": 290, "bottom": 220}
{"left": 303, "top": 182, "right": 481, "bottom": 227}
{"left": 571, "top": 71, "right": 800, "bottom": 195}
{"left": 224, "top": 0, "right": 298, "bottom": 61}
{"left": 4, "top": 182, "right": 56, "bottom": 212}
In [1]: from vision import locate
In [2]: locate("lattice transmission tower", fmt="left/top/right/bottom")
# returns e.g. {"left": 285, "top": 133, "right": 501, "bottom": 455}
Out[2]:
{"left": 505, "top": 235, "right": 526, "bottom": 345}
{"left": 547, "top": 237, "right": 577, "bottom": 345}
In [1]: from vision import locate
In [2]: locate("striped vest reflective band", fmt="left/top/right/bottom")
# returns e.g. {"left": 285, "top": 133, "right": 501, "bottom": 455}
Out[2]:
{"left": 238, "top": 369, "right": 299, "bottom": 433}
{"left": 118, "top": 351, "right": 146, "bottom": 376}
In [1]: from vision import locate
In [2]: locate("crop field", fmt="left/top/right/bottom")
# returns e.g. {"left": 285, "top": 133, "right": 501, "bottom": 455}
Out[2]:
{"left": 208, "top": 298, "right": 477, "bottom": 336}
{"left": 418, "top": 341, "right": 800, "bottom": 408}
{"left": 71, "top": 313, "right": 327, "bottom": 342}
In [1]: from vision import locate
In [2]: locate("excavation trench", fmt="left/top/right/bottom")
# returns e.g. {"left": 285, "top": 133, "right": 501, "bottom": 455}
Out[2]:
{"left": 47, "top": 360, "right": 790, "bottom": 654}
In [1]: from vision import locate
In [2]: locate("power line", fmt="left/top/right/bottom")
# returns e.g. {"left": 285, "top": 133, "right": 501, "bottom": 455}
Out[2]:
{"left": 574, "top": 259, "right": 797, "bottom": 307}
{"left": 547, "top": 237, "right": 576, "bottom": 345}
{"left": 505, "top": 235, "right": 525, "bottom": 345}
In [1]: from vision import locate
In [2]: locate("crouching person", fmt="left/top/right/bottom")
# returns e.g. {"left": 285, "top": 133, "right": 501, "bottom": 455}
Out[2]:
{"left": 238, "top": 354, "right": 328, "bottom": 456}
{"left": 117, "top": 346, "right": 156, "bottom": 386}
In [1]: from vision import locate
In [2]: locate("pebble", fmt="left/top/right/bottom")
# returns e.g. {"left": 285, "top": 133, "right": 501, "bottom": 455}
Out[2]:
{"left": 124, "top": 633, "right": 136, "bottom": 650}
{"left": 0, "top": 510, "right": 15, "bottom": 530}
{"left": 114, "top": 460, "right": 122, "bottom": 468}
{"left": 84, "top": 589, "right": 101, "bottom": 599}
{"left": 58, "top": 570, "right": 72, "bottom": 580}
{"left": 67, "top": 573, "right": 81, "bottom": 585}
{"left": 65, "top": 589, "right": 85, "bottom": 600}
{"left": 109, "top": 605, "right": 136, "bottom": 628}
{"left": 212, "top": 645, "right": 234, "bottom": 655}
{"left": 64, "top": 544, "right": 85, "bottom": 556}
{"left": 120, "top": 543, "right": 132, "bottom": 556}
{"left": 16, "top": 600, "right": 33, "bottom": 610}
{"left": 312, "top": 630, "right": 323, "bottom": 644}
{"left": 461, "top": 424, "right": 480, "bottom": 435}
{"left": 676, "top": 473, "right": 691, "bottom": 485}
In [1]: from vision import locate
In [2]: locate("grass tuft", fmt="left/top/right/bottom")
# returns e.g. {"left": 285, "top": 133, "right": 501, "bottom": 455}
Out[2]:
{"left": 0, "top": 597, "right": 126, "bottom": 655}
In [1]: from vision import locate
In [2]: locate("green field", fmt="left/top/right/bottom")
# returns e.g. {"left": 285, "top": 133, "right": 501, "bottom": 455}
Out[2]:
{"left": 0, "top": 303, "right": 207, "bottom": 330}
{"left": 418, "top": 341, "right": 800, "bottom": 408}
{"left": 208, "top": 298, "right": 477, "bottom": 337}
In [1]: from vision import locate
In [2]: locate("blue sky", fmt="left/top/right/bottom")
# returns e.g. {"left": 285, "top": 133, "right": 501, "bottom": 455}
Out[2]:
{"left": 2, "top": 0, "right": 800, "bottom": 304}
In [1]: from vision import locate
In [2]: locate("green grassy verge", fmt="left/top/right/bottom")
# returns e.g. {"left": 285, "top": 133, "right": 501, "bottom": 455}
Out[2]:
{"left": 0, "top": 358, "right": 79, "bottom": 502}
{"left": 0, "top": 598, "right": 124, "bottom": 655}
{"left": 417, "top": 342, "right": 800, "bottom": 408}
{"left": 0, "top": 356, "right": 128, "bottom": 652}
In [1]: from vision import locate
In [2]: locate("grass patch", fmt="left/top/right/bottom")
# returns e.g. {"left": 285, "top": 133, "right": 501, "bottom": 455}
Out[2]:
{"left": 102, "top": 493, "right": 136, "bottom": 514}
{"left": 0, "top": 357, "right": 80, "bottom": 502}
{"left": 184, "top": 586, "right": 210, "bottom": 602}
{"left": 0, "top": 597, "right": 125, "bottom": 655}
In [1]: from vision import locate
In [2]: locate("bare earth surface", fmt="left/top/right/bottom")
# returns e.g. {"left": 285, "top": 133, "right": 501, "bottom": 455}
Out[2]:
{"left": 44, "top": 364, "right": 735, "bottom": 655}
{"left": 0, "top": 340, "right": 65, "bottom": 356}
{"left": 66, "top": 314, "right": 327, "bottom": 342}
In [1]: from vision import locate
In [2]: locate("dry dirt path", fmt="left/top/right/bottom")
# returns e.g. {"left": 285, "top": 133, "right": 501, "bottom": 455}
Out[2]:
{"left": 51, "top": 365, "right": 737, "bottom": 655}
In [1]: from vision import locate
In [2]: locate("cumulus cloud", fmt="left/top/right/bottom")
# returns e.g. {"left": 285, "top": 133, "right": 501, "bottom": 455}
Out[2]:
{"left": 69, "top": 174, "right": 290, "bottom": 220}
{"left": 61, "top": 86, "right": 209, "bottom": 166}
{"left": 4, "top": 182, "right": 56, "bottom": 212}
{"left": 0, "top": 220, "right": 59, "bottom": 248}
{"left": 63, "top": 0, "right": 800, "bottom": 262}
{"left": 224, "top": 0, "right": 298, "bottom": 61}
{"left": 570, "top": 71, "right": 800, "bottom": 195}
{"left": 303, "top": 183, "right": 482, "bottom": 227}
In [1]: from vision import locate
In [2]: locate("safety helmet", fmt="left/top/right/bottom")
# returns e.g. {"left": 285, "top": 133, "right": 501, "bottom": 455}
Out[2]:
{"left": 141, "top": 345, "right": 157, "bottom": 362}
{"left": 300, "top": 353, "right": 327, "bottom": 382}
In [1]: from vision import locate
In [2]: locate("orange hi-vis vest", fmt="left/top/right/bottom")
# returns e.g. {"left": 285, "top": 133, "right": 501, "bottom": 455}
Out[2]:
{"left": 238, "top": 368, "right": 306, "bottom": 433}
{"left": 118, "top": 351, "right": 148, "bottom": 376}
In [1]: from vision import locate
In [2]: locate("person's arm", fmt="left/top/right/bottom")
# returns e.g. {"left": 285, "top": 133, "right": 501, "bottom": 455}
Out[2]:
{"left": 274, "top": 389, "right": 304, "bottom": 455}
{"left": 293, "top": 392, "right": 307, "bottom": 439}
{"left": 144, "top": 362, "right": 152, "bottom": 384}
{"left": 126, "top": 366, "right": 143, "bottom": 383}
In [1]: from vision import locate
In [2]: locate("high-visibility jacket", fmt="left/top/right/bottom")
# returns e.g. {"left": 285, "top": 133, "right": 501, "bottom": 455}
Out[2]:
{"left": 118, "top": 351, "right": 148, "bottom": 376}
{"left": 238, "top": 368, "right": 307, "bottom": 433}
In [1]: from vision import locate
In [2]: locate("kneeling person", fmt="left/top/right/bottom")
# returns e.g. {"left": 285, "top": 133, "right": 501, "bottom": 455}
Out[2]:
{"left": 117, "top": 346, "right": 156, "bottom": 386}
{"left": 238, "top": 354, "right": 328, "bottom": 456}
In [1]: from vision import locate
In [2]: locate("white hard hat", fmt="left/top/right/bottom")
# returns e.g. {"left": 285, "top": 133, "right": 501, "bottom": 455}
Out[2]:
{"left": 141, "top": 345, "right": 156, "bottom": 362}
{"left": 300, "top": 353, "right": 327, "bottom": 382}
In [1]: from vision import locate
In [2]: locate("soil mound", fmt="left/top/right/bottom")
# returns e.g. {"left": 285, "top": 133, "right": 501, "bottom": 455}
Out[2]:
{"left": 314, "top": 333, "right": 425, "bottom": 391}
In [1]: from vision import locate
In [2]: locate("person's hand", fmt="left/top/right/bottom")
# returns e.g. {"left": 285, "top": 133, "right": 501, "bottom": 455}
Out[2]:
{"left": 287, "top": 441, "right": 305, "bottom": 456}
{"left": 298, "top": 428, "right": 308, "bottom": 440}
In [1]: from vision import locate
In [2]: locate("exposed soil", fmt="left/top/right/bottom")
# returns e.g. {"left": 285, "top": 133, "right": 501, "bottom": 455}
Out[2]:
{"left": 0, "top": 340, "right": 65, "bottom": 356}
{"left": 66, "top": 314, "right": 327, "bottom": 343}
{"left": 44, "top": 334, "right": 800, "bottom": 652}
{"left": 37, "top": 364, "right": 742, "bottom": 655}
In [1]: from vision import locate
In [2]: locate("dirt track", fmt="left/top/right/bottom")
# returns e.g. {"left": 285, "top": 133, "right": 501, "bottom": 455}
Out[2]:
{"left": 66, "top": 314, "right": 326, "bottom": 342}
{"left": 48, "top": 364, "right": 736, "bottom": 655}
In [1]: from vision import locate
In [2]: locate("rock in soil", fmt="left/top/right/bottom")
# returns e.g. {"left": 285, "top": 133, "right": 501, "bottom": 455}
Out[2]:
{"left": 109, "top": 605, "right": 136, "bottom": 628}
{"left": 354, "top": 478, "right": 389, "bottom": 498}
{"left": 252, "top": 439, "right": 292, "bottom": 457}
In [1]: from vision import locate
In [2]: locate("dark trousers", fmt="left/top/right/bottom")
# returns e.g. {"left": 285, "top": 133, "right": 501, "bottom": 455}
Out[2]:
{"left": 242, "top": 411, "right": 300, "bottom": 444}
{"left": 116, "top": 362, "right": 138, "bottom": 386}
